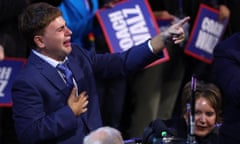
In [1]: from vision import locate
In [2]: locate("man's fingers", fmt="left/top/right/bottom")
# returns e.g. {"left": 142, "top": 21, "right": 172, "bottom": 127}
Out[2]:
{"left": 80, "top": 91, "right": 87, "bottom": 96}
{"left": 80, "top": 94, "right": 88, "bottom": 102}
{"left": 82, "top": 107, "right": 88, "bottom": 113}
{"left": 82, "top": 100, "right": 88, "bottom": 108}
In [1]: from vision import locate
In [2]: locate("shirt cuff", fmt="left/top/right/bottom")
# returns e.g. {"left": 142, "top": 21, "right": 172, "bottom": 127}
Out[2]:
{"left": 148, "top": 40, "right": 154, "bottom": 53}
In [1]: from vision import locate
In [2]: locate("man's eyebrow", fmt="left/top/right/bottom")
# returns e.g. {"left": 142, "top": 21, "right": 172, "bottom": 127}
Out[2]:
{"left": 56, "top": 25, "right": 65, "bottom": 31}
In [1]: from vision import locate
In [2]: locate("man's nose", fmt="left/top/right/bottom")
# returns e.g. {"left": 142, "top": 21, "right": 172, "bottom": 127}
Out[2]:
{"left": 65, "top": 27, "right": 72, "bottom": 35}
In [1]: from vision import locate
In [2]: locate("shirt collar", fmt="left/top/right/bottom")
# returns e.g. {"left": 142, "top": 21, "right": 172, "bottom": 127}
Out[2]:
{"left": 32, "top": 49, "right": 68, "bottom": 68}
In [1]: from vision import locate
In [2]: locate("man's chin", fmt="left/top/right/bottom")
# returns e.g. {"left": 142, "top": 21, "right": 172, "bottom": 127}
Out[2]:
{"left": 64, "top": 45, "right": 72, "bottom": 52}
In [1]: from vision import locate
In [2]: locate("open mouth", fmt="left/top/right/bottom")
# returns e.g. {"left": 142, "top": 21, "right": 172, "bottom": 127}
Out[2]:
{"left": 64, "top": 39, "right": 71, "bottom": 46}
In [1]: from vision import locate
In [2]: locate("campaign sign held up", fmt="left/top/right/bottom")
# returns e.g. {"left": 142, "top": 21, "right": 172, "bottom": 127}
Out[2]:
{"left": 96, "top": 0, "right": 169, "bottom": 68}
{"left": 0, "top": 58, "right": 26, "bottom": 107}
{"left": 184, "top": 4, "right": 228, "bottom": 64}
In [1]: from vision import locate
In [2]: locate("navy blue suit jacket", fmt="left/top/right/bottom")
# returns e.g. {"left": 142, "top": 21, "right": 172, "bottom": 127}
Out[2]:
{"left": 213, "top": 32, "right": 240, "bottom": 144}
{"left": 11, "top": 42, "right": 162, "bottom": 144}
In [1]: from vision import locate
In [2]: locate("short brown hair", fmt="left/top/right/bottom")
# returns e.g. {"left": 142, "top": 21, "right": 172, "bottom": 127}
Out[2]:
{"left": 18, "top": 2, "right": 62, "bottom": 49}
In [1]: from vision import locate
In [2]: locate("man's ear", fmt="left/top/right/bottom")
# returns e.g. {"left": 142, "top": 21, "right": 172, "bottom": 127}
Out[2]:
{"left": 34, "top": 35, "right": 45, "bottom": 48}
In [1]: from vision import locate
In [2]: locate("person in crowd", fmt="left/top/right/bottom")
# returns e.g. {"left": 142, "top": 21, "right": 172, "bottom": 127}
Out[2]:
{"left": 213, "top": 30, "right": 240, "bottom": 144}
{"left": 11, "top": 2, "right": 189, "bottom": 144}
{"left": 219, "top": 0, "right": 240, "bottom": 38}
{"left": 31, "top": 0, "right": 133, "bottom": 137}
{"left": 83, "top": 126, "right": 124, "bottom": 144}
{"left": 0, "top": 0, "right": 29, "bottom": 57}
{"left": 0, "top": 0, "right": 31, "bottom": 143}
{"left": 142, "top": 80, "right": 222, "bottom": 144}
{"left": 0, "top": 39, "right": 16, "bottom": 144}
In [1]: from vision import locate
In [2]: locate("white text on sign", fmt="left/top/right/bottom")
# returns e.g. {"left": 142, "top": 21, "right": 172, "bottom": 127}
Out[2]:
{"left": 108, "top": 5, "right": 151, "bottom": 51}
{"left": 0, "top": 67, "right": 12, "bottom": 97}
{"left": 195, "top": 17, "right": 224, "bottom": 54}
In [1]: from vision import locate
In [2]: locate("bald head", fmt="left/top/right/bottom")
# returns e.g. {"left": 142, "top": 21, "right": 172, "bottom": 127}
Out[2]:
{"left": 83, "top": 127, "right": 124, "bottom": 144}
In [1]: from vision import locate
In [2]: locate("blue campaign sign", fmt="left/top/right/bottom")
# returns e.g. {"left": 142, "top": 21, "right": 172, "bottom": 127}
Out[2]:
{"left": 0, "top": 58, "right": 26, "bottom": 107}
{"left": 184, "top": 4, "right": 228, "bottom": 64}
{"left": 96, "top": 0, "right": 169, "bottom": 68}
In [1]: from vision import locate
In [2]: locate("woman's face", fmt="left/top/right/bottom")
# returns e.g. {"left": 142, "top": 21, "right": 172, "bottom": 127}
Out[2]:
{"left": 194, "top": 97, "right": 216, "bottom": 137}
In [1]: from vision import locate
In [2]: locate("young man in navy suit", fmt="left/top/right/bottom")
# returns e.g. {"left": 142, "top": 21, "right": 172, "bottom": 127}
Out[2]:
{"left": 11, "top": 2, "right": 189, "bottom": 144}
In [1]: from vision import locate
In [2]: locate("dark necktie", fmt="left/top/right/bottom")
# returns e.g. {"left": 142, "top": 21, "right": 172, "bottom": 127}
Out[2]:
{"left": 56, "top": 63, "right": 74, "bottom": 88}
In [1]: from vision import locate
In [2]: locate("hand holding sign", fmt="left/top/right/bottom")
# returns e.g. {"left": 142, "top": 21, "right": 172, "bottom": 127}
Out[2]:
{"left": 218, "top": 5, "right": 230, "bottom": 22}
{"left": 151, "top": 16, "right": 190, "bottom": 54}
{"left": 184, "top": 4, "right": 229, "bottom": 64}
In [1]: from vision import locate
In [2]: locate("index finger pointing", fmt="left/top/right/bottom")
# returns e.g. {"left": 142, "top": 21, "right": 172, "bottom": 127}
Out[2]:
{"left": 176, "top": 16, "right": 190, "bottom": 27}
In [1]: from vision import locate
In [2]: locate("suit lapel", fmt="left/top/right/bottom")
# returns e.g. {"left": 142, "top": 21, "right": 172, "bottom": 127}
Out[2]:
{"left": 67, "top": 56, "right": 85, "bottom": 92}
{"left": 29, "top": 52, "right": 72, "bottom": 97}
{"left": 42, "top": 65, "right": 72, "bottom": 97}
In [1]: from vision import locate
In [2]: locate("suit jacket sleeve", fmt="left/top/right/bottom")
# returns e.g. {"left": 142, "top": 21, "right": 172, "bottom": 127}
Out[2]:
{"left": 76, "top": 41, "right": 163, "bottom": 79}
